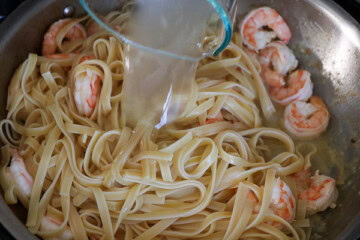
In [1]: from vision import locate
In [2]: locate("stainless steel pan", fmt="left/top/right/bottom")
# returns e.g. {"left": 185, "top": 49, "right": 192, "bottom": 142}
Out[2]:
{"left": 0, "top": 0, "right": 359, "bottom": 239}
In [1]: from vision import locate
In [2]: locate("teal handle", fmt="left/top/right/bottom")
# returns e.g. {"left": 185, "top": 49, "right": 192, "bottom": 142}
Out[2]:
{"left": 207, "top": 0, "right": 233, "bottom": 57}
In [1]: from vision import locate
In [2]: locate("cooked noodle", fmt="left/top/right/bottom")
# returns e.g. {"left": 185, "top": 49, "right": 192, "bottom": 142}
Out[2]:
{"left": 0, "top": 10, "right": 319, "bottom": 240}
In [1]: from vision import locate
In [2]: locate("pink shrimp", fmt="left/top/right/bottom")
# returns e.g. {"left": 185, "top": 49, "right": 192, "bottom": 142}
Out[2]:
{"left": 259, "top": 41, "right": 298, "bottom": 87}
{"left": 293, "top": 170, "right": 338, "bottom": 215}
{"left": 284, "top": 96, "right": 330, "bottom": 140}
{"left": 269, "top": 70, "right": 313, "bottom": 105}
{"left": 42, "top": 19, "right": 86, "bottom": 56}
{"left": 240, "top": 7, "right": 292, "bottom": 51}
{"left": 269, "top": 178, "right": 296, "bottom": 223}
{"left": 7, "top": 148, "right": 33, "bottom": 198}
{"left": 73, "top": 68, "right": 102, "bottom": 117}
{"left": 40, "top": 216, "right": 73, "bottom": 240}
{"left": 237, "top": 179, "right": 296, "bottom": 225}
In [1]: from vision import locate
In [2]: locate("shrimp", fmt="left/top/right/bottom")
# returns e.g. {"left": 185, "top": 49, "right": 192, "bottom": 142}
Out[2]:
{"left": 7, "top": 148, "right": 33, "bottom": 198}
{"left": 284, "top": 96, "right": 330, "bottom": 140}
{"left": 269, "top": 69, "right": 313, "bottom": 105}
{"left": 40, "top": 216, "right": 73, "bottom": 240}
{"left": 42, "top": 19, "right": 86, "bottom": 56}
{"left": 294, "top": 171, "right": 338, "bottom": 215}
{"left": 240, "top": 179, "right": 296, "bottom": 225}
{"left": 269, "top": 178, "right": 296, "bottom": 223}
{"left": 259, "top": 41, "right": 298, "bottom": 87}
{"left": 240, "top": 7, "right": 292, "bottom": 51}
{"left": 73, "top": 68, "right": 102, "bottom": 117}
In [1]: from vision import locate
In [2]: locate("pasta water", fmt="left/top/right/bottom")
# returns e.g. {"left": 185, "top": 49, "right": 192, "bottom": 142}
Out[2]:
{"left": 121, "top": 0, "right": 224, "bottom": 128}
{"left": 122, "top": 45, "right": 199, "bottom": 129}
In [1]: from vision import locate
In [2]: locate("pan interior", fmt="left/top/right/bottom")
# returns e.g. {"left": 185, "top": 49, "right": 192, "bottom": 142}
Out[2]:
{"left": 0, "top": 0, "right": 359, "bottom": 239}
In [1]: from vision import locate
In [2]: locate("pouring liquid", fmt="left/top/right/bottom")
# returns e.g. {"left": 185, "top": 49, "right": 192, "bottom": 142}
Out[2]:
{"left": 121, "top": 0, "right": 215, "bottom": 128}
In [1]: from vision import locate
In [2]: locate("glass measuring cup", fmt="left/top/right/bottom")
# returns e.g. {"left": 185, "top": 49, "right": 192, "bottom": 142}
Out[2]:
{"left": 80, "top": 0, "right": 238, "bottom": 128}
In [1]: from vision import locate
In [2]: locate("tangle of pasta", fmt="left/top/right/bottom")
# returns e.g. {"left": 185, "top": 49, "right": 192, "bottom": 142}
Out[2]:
{"left": 0, "top": 7, "right": 336, "bottom": 240}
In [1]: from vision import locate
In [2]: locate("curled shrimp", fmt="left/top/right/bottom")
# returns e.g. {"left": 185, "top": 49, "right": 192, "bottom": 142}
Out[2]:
{"left": 284, "top": 96, "right": 330, "bottom": 140}
{"left": 269, "top": 69, "right": 313, "bottom": 105}
{"left": 42, "top": 19, "right": 86, "bottom": 56}
{"left": 259, "top": 41, "right": 298, "bottom": 87}
{"left": 240, "top": 7, "right": 292, "bottom": 51}
{"left": 40, "top": 215, "right": 73, "bottom": 240}
{"left": 73, "top": 68, "right": 102, "bottom": 117}
{"left": 242, "top": 179, "right": 295, "bottom": 226}
{"left": 294, "top": 170, "right": 338, "bottom": 215}
{"left": 269, "top": 178, "right": 296, "bottom": 223}
{"left": 7, "top": 148, "right": 33, "bottom": 198}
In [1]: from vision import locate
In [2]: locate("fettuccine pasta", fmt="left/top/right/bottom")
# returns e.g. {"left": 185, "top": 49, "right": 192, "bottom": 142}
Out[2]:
{"left": 0, "top": 6, "right": 338, "bottom": 240}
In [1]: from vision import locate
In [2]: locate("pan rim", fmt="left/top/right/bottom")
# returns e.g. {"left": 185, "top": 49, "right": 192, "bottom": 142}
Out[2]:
{"left": 0, "top": 0, "right": 359, "bottom": 240}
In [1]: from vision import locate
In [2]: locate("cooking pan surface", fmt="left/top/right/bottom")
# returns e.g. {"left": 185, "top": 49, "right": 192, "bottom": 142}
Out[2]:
{"left": 0, "top": 0, "right": 359, "bottom": 239}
